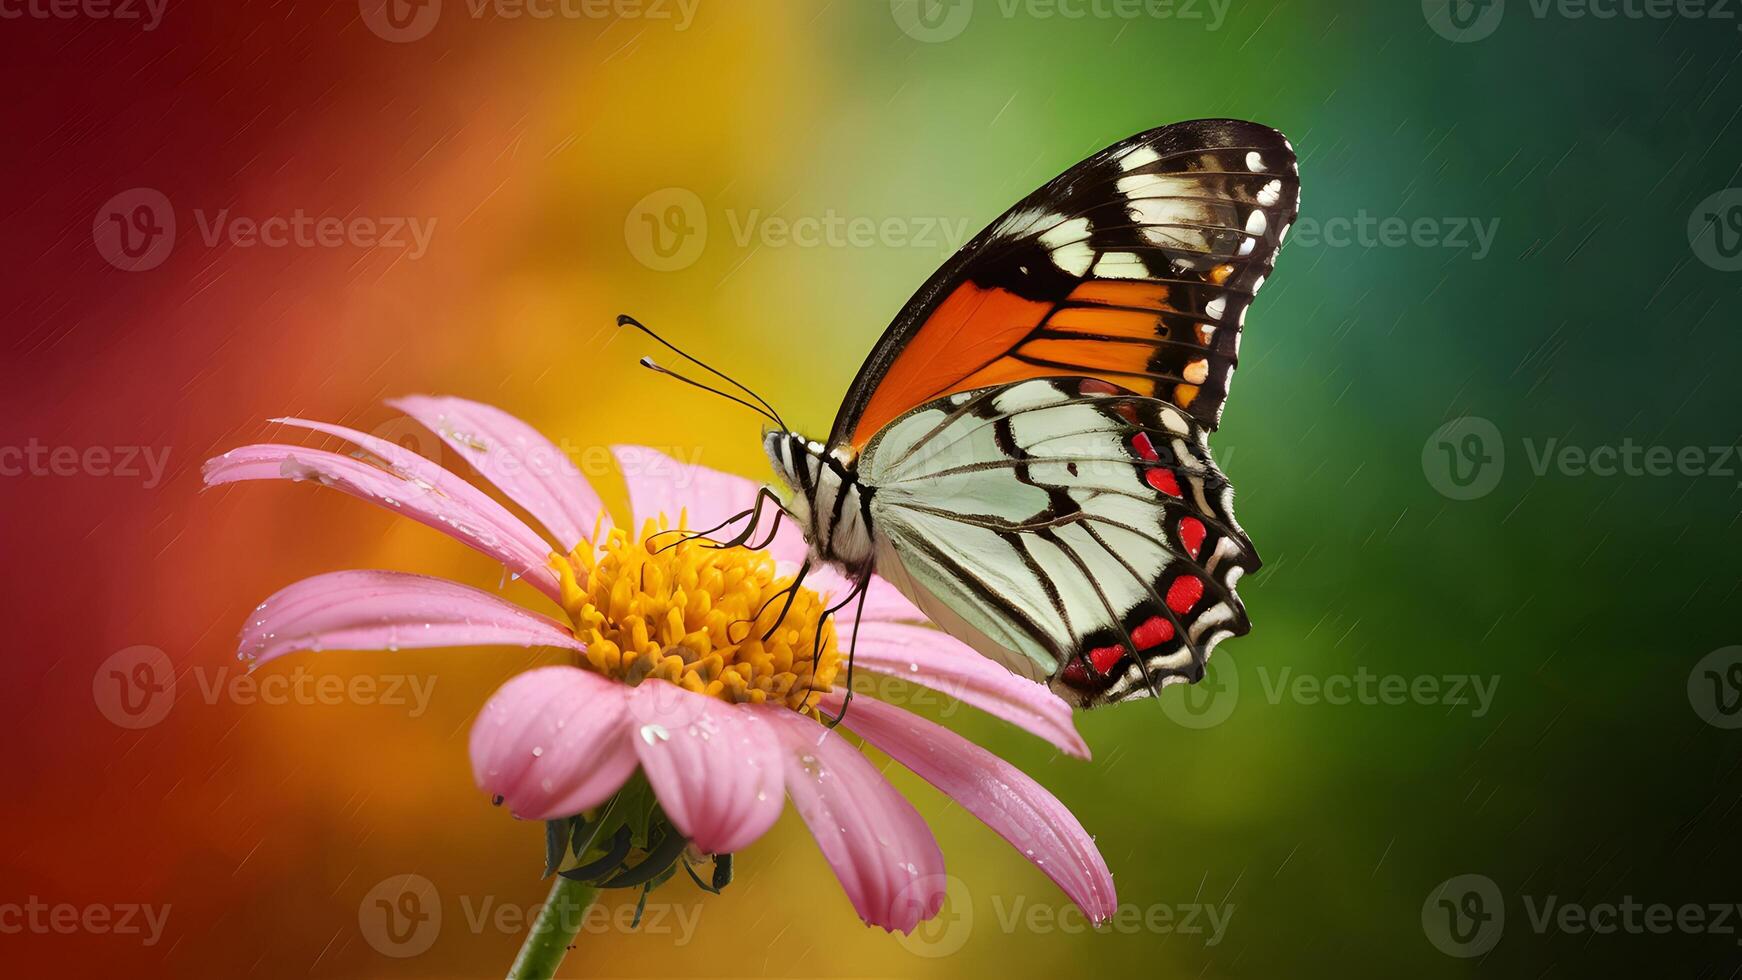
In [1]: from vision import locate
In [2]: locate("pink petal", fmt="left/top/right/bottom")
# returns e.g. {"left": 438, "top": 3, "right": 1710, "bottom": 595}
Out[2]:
{"left": 240, "top": 570, "right": 584, "bottom": 667}
{"left": 847, "top": 621, "right": 1089, "bottom": 758}
{"left": 388, "top": 396, "right": 605, "bottom": 551}
{"left": 625, "top": 683, "right": 783, "bottom": 854}
{"left": 830, "top": 693, "right": 1117, "bottom": 924}
{"left": 203, "top": 443, "right": 561, "bottom": 601}
{"left": 471, "top": 666, "right": 638, "bottom": 820}
{"left": 761, "top": 708, "right": 946, "bottom": 933}
{"left": 611, "top": 445, "right": 807, "bottom": 565}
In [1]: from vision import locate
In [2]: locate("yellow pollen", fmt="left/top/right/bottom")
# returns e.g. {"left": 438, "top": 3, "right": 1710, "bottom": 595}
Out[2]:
{"left": 551, "top": 518, "right": 841, "bottom": 715}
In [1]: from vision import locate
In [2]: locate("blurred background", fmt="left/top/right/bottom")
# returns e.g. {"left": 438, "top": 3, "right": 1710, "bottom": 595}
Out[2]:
{"left": 3, "top": 0, "right": 1740, "bottom": 975}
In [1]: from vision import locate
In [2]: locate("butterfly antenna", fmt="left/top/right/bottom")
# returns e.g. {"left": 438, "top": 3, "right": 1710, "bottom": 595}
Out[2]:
{"left": 636, "top": 357, "right": 782, "bottom": 427}
{"left": 619, "top": 314, "right": 788, "bottom": 430}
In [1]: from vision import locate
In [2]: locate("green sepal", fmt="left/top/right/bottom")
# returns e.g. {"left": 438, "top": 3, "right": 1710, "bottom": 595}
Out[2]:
{"left": 549, "top": 773, "right": 696, "bottom": 894}
{"left": 543, "top": 818, "right": 573, "bottom": 878}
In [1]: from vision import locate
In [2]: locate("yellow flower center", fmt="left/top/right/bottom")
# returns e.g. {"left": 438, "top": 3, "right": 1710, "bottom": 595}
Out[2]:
{"left": 551, "top": 518, "right": 841, "bottom": 715}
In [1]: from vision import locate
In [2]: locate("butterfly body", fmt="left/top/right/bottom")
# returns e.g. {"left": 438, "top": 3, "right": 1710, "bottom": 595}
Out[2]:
{"left": 764, "top": 429, "right": 876, "bottom": 573}
{"left": 758, "top": 119, "right": 1299, "bottom": 708}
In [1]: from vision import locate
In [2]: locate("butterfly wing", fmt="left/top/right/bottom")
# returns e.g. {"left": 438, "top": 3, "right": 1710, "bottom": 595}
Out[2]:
{"left": 860, "top": 377, "right": 1256, "bottom": 707}
{"left": 828, "top": 118, "right": 1299, "bottom": 452}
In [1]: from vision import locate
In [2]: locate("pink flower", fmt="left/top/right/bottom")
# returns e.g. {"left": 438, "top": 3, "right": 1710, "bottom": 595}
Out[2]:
{"left": 204, "top": 396, "right": 1115, "bottom": 932}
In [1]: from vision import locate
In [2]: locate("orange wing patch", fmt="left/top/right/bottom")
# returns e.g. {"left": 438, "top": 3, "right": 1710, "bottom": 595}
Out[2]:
{"left": 849, "top": 278, "right": 1222, "bottom": 447}
{"left": 1046, "top": 306, "right": 1163, "bottom": 340}
{"left": 1067, "top": 280, "right": 1172, "bottom": 309}
{"left": 1018, "top": 337, "right": 1158, "bottom": 375}
{"left": 851, "top": 282, "right": 1052, "bottom": 446}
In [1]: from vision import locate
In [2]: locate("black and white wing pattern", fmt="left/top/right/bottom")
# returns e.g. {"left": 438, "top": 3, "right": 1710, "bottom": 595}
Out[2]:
{"left": 859, "top": 377, "right": 1257, "bottom": 707}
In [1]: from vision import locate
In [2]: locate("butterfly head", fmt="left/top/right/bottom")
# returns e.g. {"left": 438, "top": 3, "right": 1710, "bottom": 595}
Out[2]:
{"left": 763, "top": 429, "right": 814, "bottom": 523}
{"left": 763, "top": 429, "right": 875, "bottom": 571}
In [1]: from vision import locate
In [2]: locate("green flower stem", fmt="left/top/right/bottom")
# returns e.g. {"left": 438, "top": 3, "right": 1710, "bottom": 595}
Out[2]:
{"left": 506, "top": 875, "right": 599, "bottom": 980}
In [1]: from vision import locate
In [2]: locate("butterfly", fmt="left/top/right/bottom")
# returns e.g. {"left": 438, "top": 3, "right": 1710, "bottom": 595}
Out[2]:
{"left": 631, "top": 118, "right": 1299, "bottom": 711}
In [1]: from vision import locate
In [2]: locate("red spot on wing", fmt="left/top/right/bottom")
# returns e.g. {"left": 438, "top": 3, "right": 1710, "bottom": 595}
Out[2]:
{"left": 1145, "top": 468, "right": 1182, "bottom": 497}
{"left": 1132, "top": 432, "right": 1160, "bottom": 461}
{"left": 1178, "top": 516, "right": 1206, "bottom": 559}
{"left": 1131, "top": 615, "right": 1175, "bottom": 650}
{"left": 1077, "top": 378, "right": 1140, "bottom": 422}
{"left": 1061, "top": 660, "right": 1090, "bottom": 685}
{"left": 1088, "top": 644, "right": 1126, "bottom": 675}
{"left": 1166, "top": 575, "right": 1204, "bottom": 615}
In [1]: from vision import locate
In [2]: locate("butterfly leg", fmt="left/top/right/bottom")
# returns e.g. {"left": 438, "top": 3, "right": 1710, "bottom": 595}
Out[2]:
{"left": 647, "top": 485, "right": 784, "bottom": 553}
{"left": 755, "top": 558, "right": 811, "bottom": 642}
{"left": 817, "top": 571, "right": 873, "bottom": 729}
